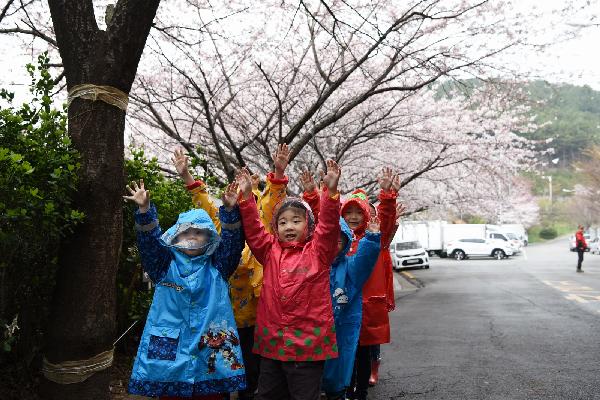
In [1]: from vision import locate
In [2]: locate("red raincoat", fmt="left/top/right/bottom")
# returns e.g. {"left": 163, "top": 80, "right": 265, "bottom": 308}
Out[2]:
{"left": 576, "top": 230, "right": 588, "bottom": 250}
{"left": 239, "top": 189, "right": 341, "bottom": 361}
{"left": 341, "top": 189, "right": 397, "bottom": 346}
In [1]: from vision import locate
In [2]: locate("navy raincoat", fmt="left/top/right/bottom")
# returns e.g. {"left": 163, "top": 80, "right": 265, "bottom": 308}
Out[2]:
{"left": 128, "top": 203, "right": 246, "bottom": 397}
{"left": 322, "top": 218, "right": 381, "bottom": 395}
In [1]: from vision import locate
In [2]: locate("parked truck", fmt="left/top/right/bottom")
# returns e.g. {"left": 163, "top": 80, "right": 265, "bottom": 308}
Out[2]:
{"left": 500, "top": 224, "right": 529, "bottom": 246}
{"left": 393, "top": 221, "right": 520, "bottom": 258}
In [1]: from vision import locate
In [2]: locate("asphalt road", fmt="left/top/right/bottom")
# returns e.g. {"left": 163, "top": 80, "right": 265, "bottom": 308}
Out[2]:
{"left": 371, "top": 237, "right": 600, "bottom": 400}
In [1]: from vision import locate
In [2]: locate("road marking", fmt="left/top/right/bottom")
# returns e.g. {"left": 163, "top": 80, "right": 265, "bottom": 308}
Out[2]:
{"left": 544, "top": 280, "right": 600, "bottom": 311}
{"left": 522, "top": 248, "right": 528, "bottom": 261}
{"left": 564, "top": 294, "right": 589, "bottom": 303}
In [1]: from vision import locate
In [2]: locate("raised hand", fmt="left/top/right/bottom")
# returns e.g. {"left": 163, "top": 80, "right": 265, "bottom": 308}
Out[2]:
{"left": 378, "top": 167, "right": 395, "bottom": 192}
{"left": 222, "top": 181, "right": 240, "bottom": 209}
{"left": 171, "top": 147, "right": 194, "bottom": 185}
{"left": 236, "top": 168, "right": 253, "bottom": 199}
{"left": 396, "top": 203, "right": 407, "bottom": 219}
{"left": 367, "top": 216, "right": 381, "bottom": 233}
{"left": 272, "top": 143, "right": 290, "bottom": 179}
{"left": 299, "top": 168, "right": 316, "bottom": 193}
{"left": 391, "top": 173, "right": 401, "bottom": 192}
{"left": 251, "top": 174, "right": 261, "bottom": 191}
{"left": 320, "top": 159, "right": 341, "bottom": 194}
{"left": 124, "top": 179, "right": 150, "bottom": 213}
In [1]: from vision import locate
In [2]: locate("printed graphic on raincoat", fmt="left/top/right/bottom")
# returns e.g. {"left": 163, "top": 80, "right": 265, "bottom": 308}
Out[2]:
{"left": 322, "top": 218, "right": 381, "bottom": 395}
{"left": 238, "top": 190, "right": 341, "bottom": 362}
{"left": 186, "top": 173, "right": 288, "bottom": 328}
{"left": 128, "top": 204, "right": 246, "bottom": 398}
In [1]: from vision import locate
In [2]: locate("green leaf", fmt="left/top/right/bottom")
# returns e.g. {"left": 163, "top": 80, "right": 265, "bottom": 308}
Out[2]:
{"left": 10, "top": 153, "right": 22, "bottom": 162}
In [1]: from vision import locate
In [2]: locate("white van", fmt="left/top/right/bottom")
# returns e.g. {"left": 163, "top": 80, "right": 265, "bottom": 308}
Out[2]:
{"left": 390, "top": 240, "right": 430, "bottom": 270}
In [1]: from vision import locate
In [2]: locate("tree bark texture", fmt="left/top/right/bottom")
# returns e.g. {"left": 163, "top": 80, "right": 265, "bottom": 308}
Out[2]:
{"left": 44, "top": 1, "right": 160, "bottom": 399}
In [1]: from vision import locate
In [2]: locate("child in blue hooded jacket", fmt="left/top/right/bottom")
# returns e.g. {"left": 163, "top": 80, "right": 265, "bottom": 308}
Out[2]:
{"left": 299, "top": 171, "right": 382, "bottom": 399}
{"left": 124, "top": 179, "right": 246, "bottom": 400}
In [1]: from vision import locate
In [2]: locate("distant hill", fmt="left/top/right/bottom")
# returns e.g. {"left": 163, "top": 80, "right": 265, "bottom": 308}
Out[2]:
{"left": 525, "top": 81, "right": 600, "bottom": 166}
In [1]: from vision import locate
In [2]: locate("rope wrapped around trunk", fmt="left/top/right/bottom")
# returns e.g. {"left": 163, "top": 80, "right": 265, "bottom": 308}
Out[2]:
{"left": 67, "top": 84, "right": 129, "bottom": 111}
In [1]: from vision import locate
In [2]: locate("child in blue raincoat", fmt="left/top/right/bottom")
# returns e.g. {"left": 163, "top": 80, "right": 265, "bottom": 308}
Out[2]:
{"left": 322, "top": 219, "right": 381, "bottom": 399}
{"left": 124, "top": 179, "right": 246, "bottom": 400}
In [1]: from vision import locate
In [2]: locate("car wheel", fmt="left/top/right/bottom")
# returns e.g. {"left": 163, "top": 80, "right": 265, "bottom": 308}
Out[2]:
{"left": 492, "top": 249, "right": 506, "bottom": 260}
{"left": 453, "top": 250, "right": 466, "bottom": 260}
{"left": 424, "top": 264, "right": 430, "bottom": 269}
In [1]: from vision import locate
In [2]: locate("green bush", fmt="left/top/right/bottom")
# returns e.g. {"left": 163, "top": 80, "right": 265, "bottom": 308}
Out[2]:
{"left": 539, "top": 227, "right": 558, "bottom": 240}
{"left": 0, "top": 54, "right": 82, "bottom": 362}
{"left": 0, "top": 57, "right": 222, "bottom": 397}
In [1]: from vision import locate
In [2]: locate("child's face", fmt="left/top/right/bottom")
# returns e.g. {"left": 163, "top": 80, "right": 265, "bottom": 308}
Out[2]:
{"left": 337, "top": 233, "right": 348, "bottom": 255}
{"left": 277, "top": 208, "right": 307, "bottom": 242}
{"left": 343, "top": 204, "right": 364, "bottom": 230}
{"left": 174, "top": 228, "right": 209, "bottom": 257}
{"left": 369, "top": 205, "right": 376, "bottom": 218}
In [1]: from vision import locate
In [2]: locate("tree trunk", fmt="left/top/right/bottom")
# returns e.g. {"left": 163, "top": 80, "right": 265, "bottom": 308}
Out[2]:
{"left": 43, "top": 1, "right": 160, "bottom": 399}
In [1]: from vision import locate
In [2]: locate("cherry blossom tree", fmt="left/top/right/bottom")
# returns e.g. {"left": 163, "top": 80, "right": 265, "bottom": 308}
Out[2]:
{"left": 122, "top": 0, "right": 562, "bottom": 215}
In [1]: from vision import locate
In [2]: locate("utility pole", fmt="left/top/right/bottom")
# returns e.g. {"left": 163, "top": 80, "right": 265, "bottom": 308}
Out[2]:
{"left": 542, "top": 175, "right": 552, "bottom": 206}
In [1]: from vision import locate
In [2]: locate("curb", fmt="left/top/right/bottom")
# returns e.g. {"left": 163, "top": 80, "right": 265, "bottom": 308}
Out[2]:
{"left": 392, "top": 271, "right": 424, "bottom": 300}
{"left": 399, "top": 271, "right": 425, "bottom": 289}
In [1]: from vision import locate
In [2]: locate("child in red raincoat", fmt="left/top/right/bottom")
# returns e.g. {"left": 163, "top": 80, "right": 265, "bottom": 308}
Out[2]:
{"left": 236, "top": 160, "right": 342, "bottom": 400}
{"left": 343, "top": 168, "right": 398, "bottom": 400}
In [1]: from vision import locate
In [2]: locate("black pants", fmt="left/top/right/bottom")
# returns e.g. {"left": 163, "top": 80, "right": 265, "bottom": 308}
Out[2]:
{"left": 238, "top": 326, "right": 260, "bottom": 399}
{"left": 347, "top": 345, "right": 371, "bottom": 400}
{"left": 255, "top": 357, "right": 324, "bottom": 400}
{"left": 577, "top": 249, "right": 585, "bottom": 270}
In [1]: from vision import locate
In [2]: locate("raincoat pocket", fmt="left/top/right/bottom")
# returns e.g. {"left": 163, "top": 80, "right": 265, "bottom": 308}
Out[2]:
{"left": 362, "top": 296, "right": 387, "bottom": 328}
{"left": 147, "top": 327, "right": 180, "bottom": 361}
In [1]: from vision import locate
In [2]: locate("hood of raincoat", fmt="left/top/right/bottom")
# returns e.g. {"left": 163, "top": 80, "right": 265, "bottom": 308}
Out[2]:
{"left": 333, "top": 217, "right": 353, "bottom": 265}
{"left": 271, "top": 196, "right": 316, "bottom": 243}
{"left": 341, "top": 189, "right": 371, "bottom": 235}
{"left": 160, "top": 208, "right": 221, "bottom": 256}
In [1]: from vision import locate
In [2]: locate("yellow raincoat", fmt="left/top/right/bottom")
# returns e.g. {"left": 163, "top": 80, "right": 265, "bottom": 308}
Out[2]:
{"left": 187, "top": 173, "right": 288, "bottom": 327}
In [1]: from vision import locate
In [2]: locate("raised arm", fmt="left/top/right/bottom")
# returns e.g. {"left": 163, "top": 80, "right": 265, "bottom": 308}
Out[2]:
{"left": 237, "top": 168, "right": 274, "bottom": 266}
{"left": 258, "top": 172, "right": 288, "bottom": 233}
{"left": 377, "top": 167, "right": 398, "bottom": 249}
{"left": 213, "top": 204, "right": 245, "bottom": 280}
{"left": 348, "top": 219, "right": 382, "bottom": 288}
{"left": 187, "top": 181, "right": 221, "bottom": 233}
{"left": 312, "top": 160, "right": 342, "bottom": 266}
{"left": 173, "top": 147, "right": 221, "bottom": 232}
{"left": 124, "top": 180, "right": 171, "bottom": 283}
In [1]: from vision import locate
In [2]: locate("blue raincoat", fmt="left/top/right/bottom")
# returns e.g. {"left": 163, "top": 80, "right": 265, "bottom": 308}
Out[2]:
{"left": 322, "top": 218, "right": 381, "bottom": 395}
{"left": 128, "top": 203, "right": 246, "bottom": 397}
